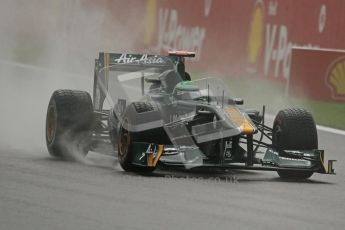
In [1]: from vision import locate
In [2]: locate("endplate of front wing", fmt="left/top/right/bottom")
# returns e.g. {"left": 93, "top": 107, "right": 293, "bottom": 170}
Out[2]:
{"left": 262, "top": 148, "right": 335, "bottom": 174}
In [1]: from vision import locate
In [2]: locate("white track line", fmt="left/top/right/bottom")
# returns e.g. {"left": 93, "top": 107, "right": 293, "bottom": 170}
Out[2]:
{"left": 315, "top": 125, "right": 345, "bottom": 136}
{"left": 265, "top": 114, "right": 345, "bottom": 136}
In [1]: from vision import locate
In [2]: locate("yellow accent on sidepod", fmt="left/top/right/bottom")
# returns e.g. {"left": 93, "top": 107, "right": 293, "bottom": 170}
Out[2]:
{"left": 225, "top": 108, "right": 255, "bottom": 135}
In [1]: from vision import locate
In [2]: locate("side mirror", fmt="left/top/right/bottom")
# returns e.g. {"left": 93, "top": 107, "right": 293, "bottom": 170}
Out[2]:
{"left": 233, "top": 98, "right": 244, "bottom": 105}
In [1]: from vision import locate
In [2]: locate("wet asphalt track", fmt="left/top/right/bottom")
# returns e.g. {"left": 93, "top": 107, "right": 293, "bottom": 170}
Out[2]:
{"left": 0, "top": 62, "right": 344, "bottom": 230}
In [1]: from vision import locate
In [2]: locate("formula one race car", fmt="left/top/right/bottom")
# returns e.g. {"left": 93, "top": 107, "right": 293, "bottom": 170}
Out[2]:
{"left": 46, "top": 51, "right": 335, "bottom": 179}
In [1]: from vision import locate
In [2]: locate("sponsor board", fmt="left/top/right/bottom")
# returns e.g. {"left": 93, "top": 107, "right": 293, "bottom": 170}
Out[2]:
{"left": 76, "top": 0, "right": 345, "bottom": 102}
{"left": 326, "top": 56, "right": 345, "bottom": 100}
{"left": 289, "top": 47, "right": 345, "bottom": 102}
{"left": 140, "top": 0, "right": 345, "bottom": 103}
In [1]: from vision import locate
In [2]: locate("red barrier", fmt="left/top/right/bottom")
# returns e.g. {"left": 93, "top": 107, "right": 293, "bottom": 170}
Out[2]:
{"left": 141, "top": 0, "right": 345, "bottom": 89}
{"left": 289, "top": 48, "right": 345, "bottom": 102}
{"left": 16, "top": 0, "right": 345, "bottom": 102}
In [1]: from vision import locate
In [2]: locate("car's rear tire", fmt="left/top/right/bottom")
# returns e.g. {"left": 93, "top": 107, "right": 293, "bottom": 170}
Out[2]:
{"left": 46, "top": 90, "right": 93, "bottom": 160}
{"left": 272, "top": 108, "right": 318, "bottom": 179}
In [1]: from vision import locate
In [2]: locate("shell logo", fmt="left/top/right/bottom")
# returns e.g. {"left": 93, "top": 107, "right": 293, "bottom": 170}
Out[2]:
{"left": 247, "top": 1, "right": 264, "bottom": 65}
{"left": 144, "top": 0, "right": 157, "bottom": 46}
{"left": 326, "top": 57, "right": 345, "bottom": 99}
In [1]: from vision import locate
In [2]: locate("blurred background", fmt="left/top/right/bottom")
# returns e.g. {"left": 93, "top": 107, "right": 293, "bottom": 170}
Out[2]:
{"left": 0, "top": 0, "right": 344, "bottom": 152}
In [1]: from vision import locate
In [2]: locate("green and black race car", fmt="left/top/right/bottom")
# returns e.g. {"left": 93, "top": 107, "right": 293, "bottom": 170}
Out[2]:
{"left": 46, "top": 51, "right": 335, "bottom": 179}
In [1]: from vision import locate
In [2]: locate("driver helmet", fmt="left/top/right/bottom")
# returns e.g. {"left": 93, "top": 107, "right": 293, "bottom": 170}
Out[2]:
{"left": 173, "top": 81, "right": 201, "bottom": 100}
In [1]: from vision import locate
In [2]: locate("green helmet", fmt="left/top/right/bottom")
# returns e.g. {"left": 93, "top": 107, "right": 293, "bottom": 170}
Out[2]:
{"left": 174, "top": 81, "right": 199, "bottom": 91}
{"left": 173, "top": 81, "right": 201, "bottom": 100}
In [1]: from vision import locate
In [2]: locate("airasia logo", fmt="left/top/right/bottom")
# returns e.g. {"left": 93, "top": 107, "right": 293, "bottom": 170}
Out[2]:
{"left": 113, "top": 54, "right": 164, "bottom": 64}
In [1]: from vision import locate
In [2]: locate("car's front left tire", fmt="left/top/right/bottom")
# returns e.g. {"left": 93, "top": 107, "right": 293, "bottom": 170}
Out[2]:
{"left": 117, "top": 102, "right": 159, "bottom": 173}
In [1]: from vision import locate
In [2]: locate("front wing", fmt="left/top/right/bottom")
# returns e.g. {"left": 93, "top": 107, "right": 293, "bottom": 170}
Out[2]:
{"left": 129, "top": 142, "right": 335, "bottom": 174}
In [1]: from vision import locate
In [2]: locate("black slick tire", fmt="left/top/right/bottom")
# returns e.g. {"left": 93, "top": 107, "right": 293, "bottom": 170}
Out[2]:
{"left": 46, "top": 90, "right": 93, "bottom": 160}
{"left": 272, "top": 108, "right": 318, "bottom": 179}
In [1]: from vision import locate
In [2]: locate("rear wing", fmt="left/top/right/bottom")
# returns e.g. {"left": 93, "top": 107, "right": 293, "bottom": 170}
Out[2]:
{"left": 93, "top": 52, "right": 170, "bottom": 111}
{"left": 93, "top": 51, "right": 196, "bottom": 111}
